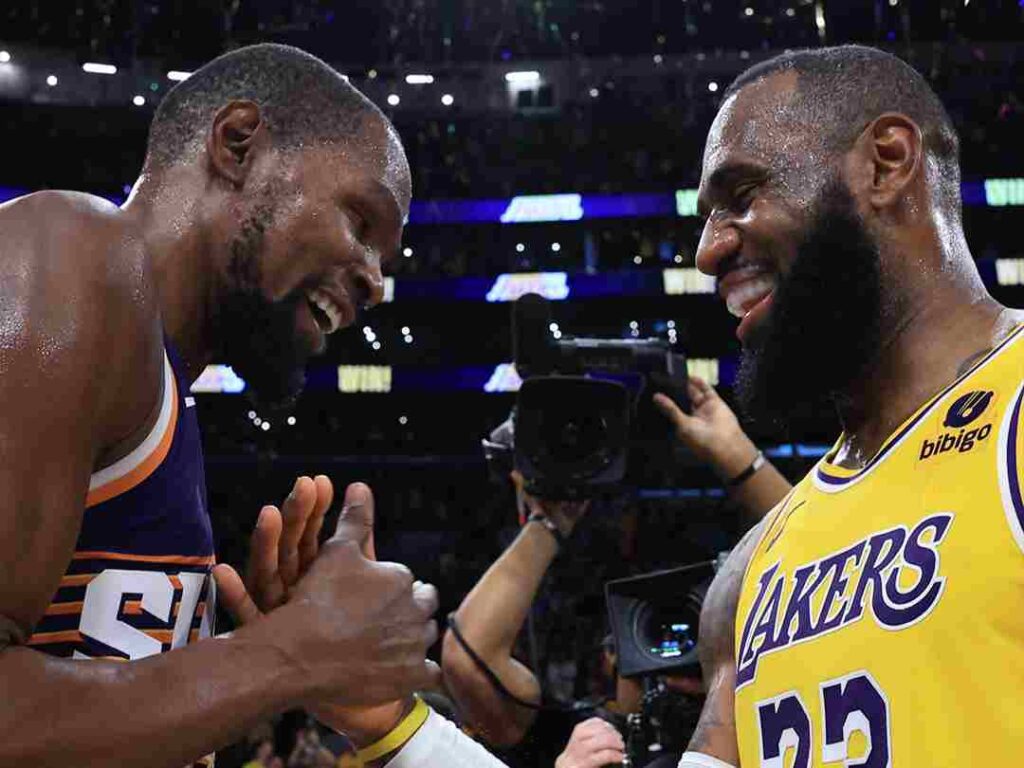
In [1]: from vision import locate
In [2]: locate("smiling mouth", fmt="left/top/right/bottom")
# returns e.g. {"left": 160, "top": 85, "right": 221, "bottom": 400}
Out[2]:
{"left": 724, "top": 275, "right": 776, "bottom": 319}
{"left": 305, "top": 288, "right": 348, "bottom": 334}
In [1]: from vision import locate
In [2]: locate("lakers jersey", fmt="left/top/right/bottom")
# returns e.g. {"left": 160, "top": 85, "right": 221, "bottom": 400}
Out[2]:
{"left": 734, "top": 324, "right": 1024, "bottom": 767}
{"left": 28, "top": 343, "right": 215, "bottom": 663}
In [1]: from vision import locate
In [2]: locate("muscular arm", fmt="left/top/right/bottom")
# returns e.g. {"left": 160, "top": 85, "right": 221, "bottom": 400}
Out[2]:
{"left": 441, "top": 520, "right": 554, "bottom": 746}
{"left": 687, "top": 514, "right": 773, "bottom": 764}
{"left": 0, "top": 194, "right": 308, "bottom": 766}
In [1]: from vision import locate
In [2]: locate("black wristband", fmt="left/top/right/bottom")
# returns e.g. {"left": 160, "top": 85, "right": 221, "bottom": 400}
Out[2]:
{"left": 725, "top": 450, "right": 766, "bottom": 489}
{"left": 527, "top": 512, "right": 567, "bottom": 547}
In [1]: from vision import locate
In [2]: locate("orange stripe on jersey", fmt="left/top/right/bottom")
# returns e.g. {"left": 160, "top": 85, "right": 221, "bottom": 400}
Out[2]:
{"left": 27, "top": 630, "right": 83, "bottom": 645}
{"left": 70, "top": 551, "right": 215, "bottom": 566}
{"left": 60, "top": 574, "right": 96, "bottom": 587}
{"left": 145, "top": 629, "right": 173, "bottom": 643}
{"left": 85, "top": 367, "right": 179, "bottom": 508}
{"left": 44, "top": 601, "right": 84, "bottom": 616}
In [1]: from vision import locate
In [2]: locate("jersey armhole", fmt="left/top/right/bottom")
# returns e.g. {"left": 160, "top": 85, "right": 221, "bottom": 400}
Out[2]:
{"left": 996, "top": 379, "right": 1024, "bottom": 555}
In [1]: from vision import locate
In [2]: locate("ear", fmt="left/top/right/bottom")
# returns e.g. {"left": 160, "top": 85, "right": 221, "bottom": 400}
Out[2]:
{"left": 206, "top": 100, "right": 266, "bottom": 187}
{"left": 861, "top": 113, "right": 924, "bottom": 209}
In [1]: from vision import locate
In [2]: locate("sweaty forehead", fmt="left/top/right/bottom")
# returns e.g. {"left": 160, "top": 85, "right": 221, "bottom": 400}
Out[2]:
{"left": 701, "top": 70, "right": 807, "bottom": 181}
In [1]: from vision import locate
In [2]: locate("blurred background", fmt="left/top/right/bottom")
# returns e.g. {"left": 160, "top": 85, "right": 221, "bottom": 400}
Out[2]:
{"left": 2, "top": 0, "right": 1024, "bottom": 764}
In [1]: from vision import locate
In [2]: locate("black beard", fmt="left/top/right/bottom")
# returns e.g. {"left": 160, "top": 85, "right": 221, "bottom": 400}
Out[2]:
{"left": 734, "top": 178, "right": 883, "bottom": 428}
{"left": 212, "top": 209, "right": 308, "bottom": 410}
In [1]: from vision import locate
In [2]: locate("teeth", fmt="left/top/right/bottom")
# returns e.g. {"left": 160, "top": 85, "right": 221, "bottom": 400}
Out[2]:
{"left": 725, "top": 276, "right": 776, "bottom": 319}
{"left": 307, "top": 289, "right": 343, "bottom": 334}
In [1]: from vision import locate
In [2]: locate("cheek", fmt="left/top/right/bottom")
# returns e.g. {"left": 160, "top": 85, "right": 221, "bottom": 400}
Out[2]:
{"left": 746, "top": 197, "right": 805, "bottom": 271}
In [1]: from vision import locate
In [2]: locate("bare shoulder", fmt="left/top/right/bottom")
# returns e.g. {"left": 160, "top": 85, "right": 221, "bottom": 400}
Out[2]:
{"left": 0, "top": 190, "right": 162, "bottom": 446}
{"left": 0, "top": 190, "right": 156, "bottom": 325}
{"left": 698, "top": 513, "right": 774, "bottom": 667}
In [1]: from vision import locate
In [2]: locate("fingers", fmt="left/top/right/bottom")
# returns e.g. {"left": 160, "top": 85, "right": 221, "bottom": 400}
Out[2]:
{"left": 279, "top": 476, "right": 318, "bottom": 585}
{"left": 333, "top": 482, "right": 376, "bottom": 560}
{"left": 212, "top": 564, "right": 263, "bottom": 626}
{"left": 297, "top": 475, "right": 333, "bottom": 577}
{"left": 687, "top": 375, "right": 718, "bottom": 407}
{"left": 581, "top": 748, "right": 626, "bottom": 767}
{"left": 246, "top": 505, "right": 284, "bottom": 606}
{"left": 653, "top": 391, "right": 688, "bottom": 429}
{"left": 412, "top": 580, "right": 439, "bottom": 619}
{"left": 560, "top": 719, "right": 626, "bottom": 768}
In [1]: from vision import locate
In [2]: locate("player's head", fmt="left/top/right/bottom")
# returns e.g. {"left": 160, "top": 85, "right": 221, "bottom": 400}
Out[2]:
{"left": 143, "top": 43, "right": 410, "bottom": 406}
{"left": 695, "top": 45, "right": 962, "bottom": 424}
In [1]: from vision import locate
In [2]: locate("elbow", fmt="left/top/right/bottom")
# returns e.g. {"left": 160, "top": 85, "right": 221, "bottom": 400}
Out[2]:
{"left": 440, "top": 630, "right": 533, "bottom": 748}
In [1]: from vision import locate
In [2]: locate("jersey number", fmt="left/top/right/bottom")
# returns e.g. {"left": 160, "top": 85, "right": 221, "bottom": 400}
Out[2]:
{"left": 757, "top": 672, "right": 891, "bottom": 767}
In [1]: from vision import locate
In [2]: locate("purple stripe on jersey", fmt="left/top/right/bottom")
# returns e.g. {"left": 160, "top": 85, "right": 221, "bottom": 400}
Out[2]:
{"left": 1004, "top": 385, "right": 1024, "bottom": 529}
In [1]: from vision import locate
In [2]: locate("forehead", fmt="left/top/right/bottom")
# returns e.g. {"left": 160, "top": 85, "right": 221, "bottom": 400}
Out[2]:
{"left": 303, "top": 116, "right": 412, "bottom": 217}
{"left": 701, "top": 71, "right": 806, "bottom": 183}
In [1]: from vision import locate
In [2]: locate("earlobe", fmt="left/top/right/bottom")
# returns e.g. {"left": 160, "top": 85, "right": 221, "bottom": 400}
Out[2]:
{"left": 866, "top": 113, "right": 923, "bottom": 208}
{"left": 206, "top": 100, "right": 265, "bottom": 186}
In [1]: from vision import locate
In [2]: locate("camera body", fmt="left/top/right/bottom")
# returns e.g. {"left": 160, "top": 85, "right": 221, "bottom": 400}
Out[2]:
{"left": 499, "top": 293, "right": 690, "bottom": 500}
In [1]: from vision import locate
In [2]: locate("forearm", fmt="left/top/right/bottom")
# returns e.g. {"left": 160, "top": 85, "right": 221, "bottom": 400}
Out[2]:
{"left": 452, "top": 522, "right": 557, "bottom": 655}
{"left": 0, "top": 626, "right": 304, "bottom": 768}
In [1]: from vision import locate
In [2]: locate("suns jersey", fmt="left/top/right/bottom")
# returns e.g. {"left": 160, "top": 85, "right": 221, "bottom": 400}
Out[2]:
{"left": 26, "top": 344, "right": 215, "bottom": 765}
{"left": 734, "top": 323, "right": 1024, "bottom": 768}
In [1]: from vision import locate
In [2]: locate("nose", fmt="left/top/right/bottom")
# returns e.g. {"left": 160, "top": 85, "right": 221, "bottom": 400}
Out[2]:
{"left": 695, "top": 216, "right": 741, "bottom": 278}
{"left": 350, "top": 256, "right": 385, "bottom": 308}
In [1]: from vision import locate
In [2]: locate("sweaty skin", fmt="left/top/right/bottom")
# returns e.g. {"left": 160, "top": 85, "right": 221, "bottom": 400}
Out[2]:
{"left": 0, "top": 101, "right": 438, "bottom": 766}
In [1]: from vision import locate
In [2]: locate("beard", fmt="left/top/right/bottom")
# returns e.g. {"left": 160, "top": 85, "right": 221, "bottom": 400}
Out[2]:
{"left": 734, "top": 177, "right": 884, "bottom": 428}
{"left": 211, "top": 204, "right": 308, "bottom": 410}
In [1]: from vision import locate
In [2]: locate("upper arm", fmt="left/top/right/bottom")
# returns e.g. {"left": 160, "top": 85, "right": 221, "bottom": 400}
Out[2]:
{"left": 0, "top": 193, "right": 160, "bottom": 638}
{"left": 687, "top": 516, "right": 772, "bottom": 763}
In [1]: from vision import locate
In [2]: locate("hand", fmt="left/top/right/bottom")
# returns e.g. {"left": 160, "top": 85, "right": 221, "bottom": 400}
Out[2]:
{"left": 213, "top": 482, "right": 441, "bottom": 716}
{"left": 555, "top": 718, "right": 626, "bottom": 768}
{"left": 510, "top": 470, "right": 590, "bottom": 538}
{"left": 653, "top": 376, "right": 758, "bottom": 479}
{"left": 244, "top": 475, "right": 334, "bottom": 613}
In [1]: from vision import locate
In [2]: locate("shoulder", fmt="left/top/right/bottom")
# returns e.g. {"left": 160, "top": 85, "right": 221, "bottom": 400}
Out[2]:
{"left": 698, "top": 512, "right": 777, "bottom": 666}
{"left": 0, "top": 190, "right": 157, "bottom": 330}
{"left": 0, "top": 191, "right": 163, "bottom": 443}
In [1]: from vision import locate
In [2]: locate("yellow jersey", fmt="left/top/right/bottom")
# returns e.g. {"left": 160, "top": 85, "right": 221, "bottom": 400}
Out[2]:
{"left": 734, "top": 323, "right": 1024, "bottom": 767}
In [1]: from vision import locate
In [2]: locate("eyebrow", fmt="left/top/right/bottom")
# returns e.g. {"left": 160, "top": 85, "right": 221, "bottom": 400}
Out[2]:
{"left": 696, "top": 159, "right": 769, "bottom": 218}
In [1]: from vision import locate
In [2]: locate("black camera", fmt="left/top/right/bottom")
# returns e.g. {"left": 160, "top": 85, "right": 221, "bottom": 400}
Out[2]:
{"left": 485, "top": 293, "right": 690, "bottom": 500}
{"left": 605, "top": 562, "right": 714, "bottom": 678}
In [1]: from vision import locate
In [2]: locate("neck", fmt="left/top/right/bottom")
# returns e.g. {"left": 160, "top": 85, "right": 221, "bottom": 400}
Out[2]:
{"left": 121, "top": 167, "right": 219, "bottom": 383}
{"left": 832, "top": 231, "right": 1007, "bottom": 468}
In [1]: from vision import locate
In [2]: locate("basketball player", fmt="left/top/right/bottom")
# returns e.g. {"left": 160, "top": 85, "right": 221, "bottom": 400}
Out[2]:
{"left": 661, "top": 45, "right": 1024, "bottom": 767}
{"left": 0, "top": 44, "right": 441, "bottom": 766}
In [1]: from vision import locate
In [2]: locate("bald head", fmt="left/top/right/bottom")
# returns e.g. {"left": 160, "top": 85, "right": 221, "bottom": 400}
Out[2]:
{"left": 145, "top": 43, "right": 389, "bottom": 170}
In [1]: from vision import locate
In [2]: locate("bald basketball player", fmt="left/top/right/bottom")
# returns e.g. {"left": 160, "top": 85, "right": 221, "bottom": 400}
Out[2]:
{"left": 658, "top": 45, "right": 1024, "bottom": 767}
{"left": 0, "top": 44, "right": 441, "bottom": 767}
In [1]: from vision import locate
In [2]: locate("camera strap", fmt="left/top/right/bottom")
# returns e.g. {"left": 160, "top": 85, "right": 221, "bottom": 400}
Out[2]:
{"left": 446, "top": 614, "right": 546, "bottom": 711}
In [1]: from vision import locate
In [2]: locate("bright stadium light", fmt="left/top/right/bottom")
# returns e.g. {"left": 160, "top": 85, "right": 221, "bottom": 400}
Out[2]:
{"left": 167, "top": 70, "right": 192, "bottom": 81}
{"left": 387, "top": 93, "right": 400, "bottom": 106}
{"left": 405, "top": 74, "right": 434, "bottom": 85}
{"left": 708, "top": 81, "right": 719, "bottom": 92}
{"left": 0, "top": 51, "right": 11, "bottom": 64}
{"left": 505, "top": 71, "right": 541, "bottom": 85}
{"left": 132, "top": 94, "right": 145, "bottom": 106}
{"left": 82, "top": 62, "right": 117, "bottom": 75}
{"left": 441, "top": 93, "right": 454, "bottom": 106}
{"left": 46, "top": 75, "right": 58, "bottom": 87}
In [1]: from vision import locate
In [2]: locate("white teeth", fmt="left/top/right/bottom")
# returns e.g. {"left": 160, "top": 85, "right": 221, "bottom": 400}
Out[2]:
{"left": 725, "top": 276, "right": 776, "bottom": 319}
{"left": 307, "top": 289, "right": 343, "bottom": 334}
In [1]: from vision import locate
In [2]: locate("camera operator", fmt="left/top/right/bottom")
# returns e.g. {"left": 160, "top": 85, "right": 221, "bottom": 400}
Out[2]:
{"left": 442, "top": 376, "right": 792, "bottom": 764}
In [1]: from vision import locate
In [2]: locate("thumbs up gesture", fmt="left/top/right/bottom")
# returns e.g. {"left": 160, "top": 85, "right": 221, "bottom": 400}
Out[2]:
{"left": 214, "top": 480, "right": 440, "bottom": 715}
